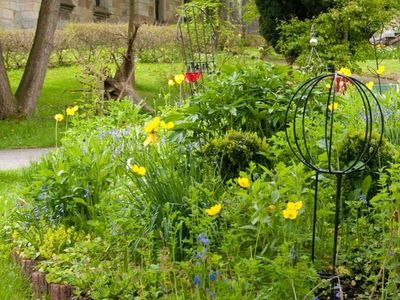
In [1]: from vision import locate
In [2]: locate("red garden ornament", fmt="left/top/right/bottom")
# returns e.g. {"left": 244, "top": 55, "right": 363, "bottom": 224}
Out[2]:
{"left": 184, "top": 71, "right": 202, "bottom": 83}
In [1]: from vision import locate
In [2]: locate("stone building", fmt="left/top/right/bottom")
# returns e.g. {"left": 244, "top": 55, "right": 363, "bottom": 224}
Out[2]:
{"left": 0, "top": 0, "right": 183, "bottom": 29}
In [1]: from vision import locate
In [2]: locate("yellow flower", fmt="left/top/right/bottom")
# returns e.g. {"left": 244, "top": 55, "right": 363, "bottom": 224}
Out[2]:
{"left": 131, "top": 164, "right": 146, "bottom": 176}
{"left": 376, "top": 65, "right": 385, "bottom": 75}
{"left": 287, "top": 201, "right": 303, "bottom": 210}
{"left": 161, "top": 121, "right": 175, "bottom": 130}
{"left": 144, "top": 132, "right": 157, "bottom": 146}
{"left": 283, "top": 209, "right": 298, "bottom": 220}
{"left": 206, "top": 203, "right": 222, "bottom": 216}
{"left": 337, "top": 67, "right": 352, "bottom": 77}
{"left": 168, "top": 79, "right": 175, "bottom": 86}
{"left": 174, "top": 74, "right": 185, "bottom": 85}
{"left": 328, "top": 102, "right": 338, "bottom": 111}
{"left": 144, "top": 117, "right": 161, "bottom": 133}
{"left": 366, "top": 81, "right": 374, "bottom": 90}
{"left": 326, "top": 83, "right": 331, "bottom": 90}
{"left": 54, "top": 114, "right": 64, "bottom": 122}
{"left": 66, "top": 105, "right": 79, "bottom": 116}
{"left": 237, "top": 177, "right": 250, "bottom": 188}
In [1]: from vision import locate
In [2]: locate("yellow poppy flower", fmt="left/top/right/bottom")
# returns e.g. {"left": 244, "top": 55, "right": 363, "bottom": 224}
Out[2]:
{"left": 174, "top": 74, "right": 185, "bottom": 85}
{"left": 168, "top": 79, "right": 175, "bottom": 86}
{"left": 131, "top": 164, "right": 146, "bottom": 176}
{"left": 66, "top": 105, "right": 79, "bottom": 116}
{"left": 366, "top": 81, "right": 374, "bottom": 90}
{"left": 144, "top": 117, "right": 161, "bottom": 133}
{"left": 376, "top": 65, "right": 385, "bottom": 75}
{"left": 287, "top": 201, "right": 303, "bottom": 210}
{"left": 283, "top": 209, "right": 298, "bottom": 220}
{"left": 338, "top": 67, "right": 352, "bottom": 77}
{"left": 206, "top": 203, "right": 222, "bottom": 216}
{"left": 144, "top": 132, "right": 157, "bottom": 146}
{"left": 328, "top": 102, "right": 338, "bottom": 111}
{"left": 161, "top": 121, "right": 175, "bottom": 130}
{"left": 54, "top": 114, "right": 64, "bottom": 122}
{"left": 237, "top": 177, "right": 250, "bottom": 188}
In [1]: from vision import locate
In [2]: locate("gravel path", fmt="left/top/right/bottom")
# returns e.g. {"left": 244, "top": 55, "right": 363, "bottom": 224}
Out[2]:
{"left": 0, "top": 148, "right": 53, "bottom": 170}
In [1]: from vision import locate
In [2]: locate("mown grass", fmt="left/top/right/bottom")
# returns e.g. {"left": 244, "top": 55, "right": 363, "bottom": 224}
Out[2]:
{"left": 0, "top": 169, "right": 32, "bottom": 299}
{"left": 359, "top": 59, "right": 400, "bottom": 79}
{"left": 0, "top": 62, "right": 181, "bottom": 150}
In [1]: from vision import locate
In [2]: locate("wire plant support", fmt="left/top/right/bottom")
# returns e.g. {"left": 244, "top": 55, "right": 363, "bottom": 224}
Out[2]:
{"left": 303, "top": 24, "right": 326, "bottom": 75}
{"left": 285, "top": 72, "right": 384, "bottom": 297}
{"left": 177, "top": 4, "right": 217, "bottom": 94}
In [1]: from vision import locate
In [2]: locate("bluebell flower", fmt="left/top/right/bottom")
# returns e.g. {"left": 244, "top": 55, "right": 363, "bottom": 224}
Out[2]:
{"left": 359, "top": 194, "right": 369, "bottom": 206}
{"left": 84, "top": 188, "right": 90, "bottom": 199}
{"left": 33, "top": 204, "right": 40, "bottom": 220}
{"left": 334, "top": 283, "right": 342, "bottom": 299}
{"left": 290, "top": 246, "right": 297, "bottom": 261}
{"left": 193, "top": 275, "right": 201, "bottom": 286}
{"left": 313, "top": 297, "right": 319, "bottom": 300}
{"left": 197, "top": 250, "right": 205, "bottom": 259}
{"left": 198, "top": 234, "right": 210, "bottom": 246}
{"left": 209, "top": 271, "right": 217, "bottom": 282}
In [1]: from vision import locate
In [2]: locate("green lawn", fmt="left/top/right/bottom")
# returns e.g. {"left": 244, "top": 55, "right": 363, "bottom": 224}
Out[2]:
{"left": 0, "top": 63, "right": 181, "bottom": 149}
{"left": 0, "top": 170, "right": 32, "bottom": 300}
{"left": 359, "top": 59, "right": 400, "bottom": 79}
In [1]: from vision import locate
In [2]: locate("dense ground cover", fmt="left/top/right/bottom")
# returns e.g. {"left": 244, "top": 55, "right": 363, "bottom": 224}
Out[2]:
{"left": 0, "top": 170, "right": 32, "bottom": 299}
{"left": 2, "top": 62, "right": 399, "bottom": 299}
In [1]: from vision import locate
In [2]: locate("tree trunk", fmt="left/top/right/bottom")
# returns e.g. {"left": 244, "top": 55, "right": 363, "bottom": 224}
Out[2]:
{"left": 0, "top": 43, "right": 16, "bottom": 119}
{"left": 15, "top": 0, "right": 61, "bottom": 117}
{"left": 104, "top": 0, "right": 153, "bottom": 113}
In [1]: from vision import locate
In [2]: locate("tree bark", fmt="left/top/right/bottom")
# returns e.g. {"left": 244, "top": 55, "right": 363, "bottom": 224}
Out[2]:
{"left": 15, "top": 0, "right": 61, "bottom": 117}
{"left": 0, "top": 43, "right": 16, "bottom": 119}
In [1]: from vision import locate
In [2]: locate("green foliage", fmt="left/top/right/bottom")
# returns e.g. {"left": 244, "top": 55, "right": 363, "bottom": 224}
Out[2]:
{"left": 277, "top": 0, "right": 400, "bottom": 68}
{"left": 202, "top": 130, "right": 270, "bottom": 180}
{"left": 175, "top": 62, "right": 301, "bottom": 141}
{"left": 339, "top": 130, "right": 397, "bottom": 199}
{"left": 255, "top": 0, "right": 335, "bottom": 57}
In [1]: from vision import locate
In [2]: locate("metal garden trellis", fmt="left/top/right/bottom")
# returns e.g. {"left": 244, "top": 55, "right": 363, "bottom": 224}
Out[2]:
{"left": 177, "top": 4, "right": 217, "bottom": 93}
{"left": 304, "top": 24, "right": 326, "bottom": 74}
{"left": 285, "top": 72, "right": 384, "bottom": 296}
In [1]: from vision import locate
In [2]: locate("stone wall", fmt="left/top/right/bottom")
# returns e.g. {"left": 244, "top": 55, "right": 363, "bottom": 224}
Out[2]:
{"left": 0, "top": 0, "right": 41, "bottom": 29}
{"left": 0, "top": 0, "right": 181, "bottom": 29}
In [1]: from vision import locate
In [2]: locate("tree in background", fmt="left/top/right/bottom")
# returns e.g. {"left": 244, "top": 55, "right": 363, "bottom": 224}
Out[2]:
{"left": 0, "top": 0, "right": 60, "bottom": 119}
{"left": 254, "top": 0, "right": 335, "bottom": 63}
{"left": 276, "top": 0, "right": 400, "bottom": 69}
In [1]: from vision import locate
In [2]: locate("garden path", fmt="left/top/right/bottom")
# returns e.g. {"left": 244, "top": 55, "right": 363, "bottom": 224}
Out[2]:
{"left": 0, "top": 148, "right": 52, "bottom": 170}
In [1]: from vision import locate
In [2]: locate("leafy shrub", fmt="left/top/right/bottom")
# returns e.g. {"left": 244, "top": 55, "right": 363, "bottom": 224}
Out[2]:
{"left": 175, "top": 62, "right": 301, "bottom": 141}
{"left": 339, "top": 130, "right": 398, "bottom": 199}
{"left": 202, "top": 130, "right": 270, "bottom": 180}
{"left": 0, "top": 23, "right": 180, "bottom": 69}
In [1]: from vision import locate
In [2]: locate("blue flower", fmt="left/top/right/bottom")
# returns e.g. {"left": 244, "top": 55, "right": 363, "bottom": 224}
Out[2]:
{"left": 209, "top": 271, "right": 217, "bottom": 282}
{"left": 198, "top": 234, "right": 210, "bottom": 246}
{"left": 193, "top": 275, "right": 201, "bottom": 286}
{"left": 359, "top": 194, "right": 369, "bottom": 206}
